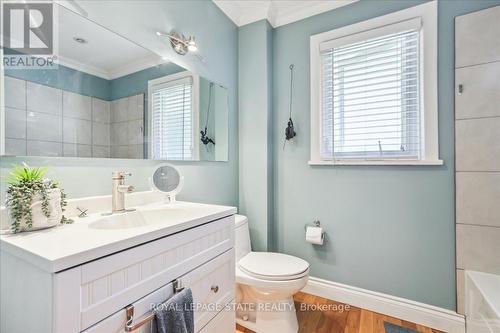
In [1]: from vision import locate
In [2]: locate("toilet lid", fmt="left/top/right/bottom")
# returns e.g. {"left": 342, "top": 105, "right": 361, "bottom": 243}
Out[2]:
{"left": 238, "top": 252, "right": 309, "bottom": 281}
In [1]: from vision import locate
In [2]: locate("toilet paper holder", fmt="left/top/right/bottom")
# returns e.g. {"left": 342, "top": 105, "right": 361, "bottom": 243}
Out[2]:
{"left": 304, "top": 220, "right": 322, "bottom": 230}
{"left": 304, "top": 220, "right": 325, "bottom": 243}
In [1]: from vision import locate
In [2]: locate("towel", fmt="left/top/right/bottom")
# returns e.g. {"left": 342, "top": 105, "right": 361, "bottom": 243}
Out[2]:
{"left": 154, "top": 288, "right": 194, "bottom": 333}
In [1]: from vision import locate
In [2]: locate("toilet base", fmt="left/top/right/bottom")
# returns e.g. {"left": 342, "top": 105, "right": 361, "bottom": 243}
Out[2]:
{"left": 236, "top": 285, "right": 299, "bottom": 333}
{"left": 255, "top": 297, "right": 298, "bottom": 333}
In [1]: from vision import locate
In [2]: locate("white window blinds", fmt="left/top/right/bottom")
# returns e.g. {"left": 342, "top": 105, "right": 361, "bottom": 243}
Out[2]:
{"left": 320, "top": 19, "right": 422, "bottom": 160}
{"left": 151, "top": 77, "right": 193, "bottom": 160}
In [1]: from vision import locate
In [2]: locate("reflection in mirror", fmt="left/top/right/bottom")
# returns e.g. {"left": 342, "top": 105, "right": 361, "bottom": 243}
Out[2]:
{"left": 148, "top": 72, "right": 228, "bottom": 161}
{"left": 1, "top": 4, "right": 229, "bottom": 162}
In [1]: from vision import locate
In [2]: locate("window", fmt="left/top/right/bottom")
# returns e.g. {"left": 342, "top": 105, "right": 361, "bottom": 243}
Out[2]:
{"left": 149, "top": 72, "right": 199, "bottom": 160}
{"left": 310, "top": 2, "right": 441, "bottom": 165}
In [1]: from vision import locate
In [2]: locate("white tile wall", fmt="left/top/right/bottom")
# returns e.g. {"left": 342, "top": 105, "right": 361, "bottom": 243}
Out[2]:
{"left": 110, "top": 94, "right": 145, "bottom": 159}
{"left": 456, "top": 172, "right": 500, "bottom": 228}
{"left": 63, "top": 144, "right": 92, "bottom": 158}
{"left": 92, "top": 122, "right": 110, "bottom": 146}
{"left": 456, "top": 224, "right": 500, "bottom": 275}
{"left": 4, "top": 77, "right": 143, "bottom": 159}
{"left": 27, "top": 82, "right": 62, "bottom": 115}
{"left": 27, "top": 112, "right": 63, "bottom": 142}
{"left": 455, "top": 5, "right": 500, "bottom": 67}
{"left": 111, "top": 145, "right": 128, "bottom": 159}
{"left": 5, "top": 108, "right": 27, "bottom": 139}
{"left": 63, "top": 118, "right": 92, "bottom": 145}
{"left": 5, "top": 138, "right": 26, "bottom": 155}
{"left": 111, "top": 98, "right": 129, "bottom": 122}
{"left": 456, "top": 269, "right": 465, "bottom": 315}
{"left": 128, "top": 144, "right": 144, "bottom": 159}
{"left": 27, "top": 140, "right": 62, "bottom": 157}
{"left": 4, "top": 77, "right": 26, "bottom": 110}
{"left": 128, "top": 119, "right": 144, "bottom": 145}
{"left": 455, "top": 62, "right": 500, "bottom": 120}
{"left": 92, "top": 98, "right": 111, "bottom": 123}
{"left": 92, "top": 145, "right": 110, "bottom": 158}
{"left": 63, "top": 91, "right": 92, "bottom": 120}
{"left": 455, "top": 6, "right": 500, "bottom": 316}
{"left": 128, "top": 94, "right": 144, "bottom": 120}
{"left": 455, "top": 117, "right": 500, "bottom": 172}
{"left": 111, "top": 122, "right": 128, "bottom": 145}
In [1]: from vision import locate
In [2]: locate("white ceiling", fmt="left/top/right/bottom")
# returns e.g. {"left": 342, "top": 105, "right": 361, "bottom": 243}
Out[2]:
{"left": 213, "top": 0, "right": 357, "bottom": 28}
{"left": 57, "top": 5, "right": 163, "bottom": 80}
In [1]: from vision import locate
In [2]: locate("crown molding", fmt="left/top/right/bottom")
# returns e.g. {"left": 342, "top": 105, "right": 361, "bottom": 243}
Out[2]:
{"left": 56, "top": 55, "right": 166, "bottom": 81}
{"left": 213, "top": 0, "right": 357, "bottom": 28}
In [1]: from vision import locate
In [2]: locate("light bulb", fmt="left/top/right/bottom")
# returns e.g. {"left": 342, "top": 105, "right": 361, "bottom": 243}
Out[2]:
{"left": 187, "top": 37, "right": 197, "bottom": 52}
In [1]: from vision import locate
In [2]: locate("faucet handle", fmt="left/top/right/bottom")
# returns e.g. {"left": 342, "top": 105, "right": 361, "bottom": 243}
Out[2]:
{"left": 113, "top": 171, "right": 132, "bottom": 179}
{"left": 76, "top": 207, "right": 88, "bottom": 218}
{"left": 118, "top": 185, "right": 134, "bottom": 193}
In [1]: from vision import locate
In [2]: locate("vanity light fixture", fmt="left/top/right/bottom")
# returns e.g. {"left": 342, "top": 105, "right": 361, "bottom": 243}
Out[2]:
{"left": 156, "top": 31, "right": 198, "bottom": 55}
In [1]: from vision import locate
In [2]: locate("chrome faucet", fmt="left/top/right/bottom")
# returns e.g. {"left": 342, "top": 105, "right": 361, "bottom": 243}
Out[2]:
{"left": 111, "top": 171, "right": 135, "bottom": 213}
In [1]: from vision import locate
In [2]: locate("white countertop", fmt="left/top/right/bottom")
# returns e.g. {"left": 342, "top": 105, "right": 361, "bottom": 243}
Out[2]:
{"left": 0, "top": 201, "right": 236, "bottom": 273}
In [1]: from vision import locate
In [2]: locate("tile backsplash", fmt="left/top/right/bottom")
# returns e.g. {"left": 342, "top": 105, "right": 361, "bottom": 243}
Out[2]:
{"left": 4, "top": 76, "right": 144, "bottom": 159}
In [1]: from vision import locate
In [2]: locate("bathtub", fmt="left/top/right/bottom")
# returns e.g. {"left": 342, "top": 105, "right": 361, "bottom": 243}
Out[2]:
{"left": 466, "top": 271, "right": 500, "bottom": 333}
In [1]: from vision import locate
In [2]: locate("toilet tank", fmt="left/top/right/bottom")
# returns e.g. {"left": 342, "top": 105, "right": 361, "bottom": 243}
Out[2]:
{"left": 234, "top": 214, "right": 251, "bottom": 261}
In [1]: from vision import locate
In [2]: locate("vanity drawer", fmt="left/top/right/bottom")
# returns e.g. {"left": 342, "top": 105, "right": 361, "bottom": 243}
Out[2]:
{"left": 179, "top": 248, "right": 235, "bottom": 330}
{"left": 82, "top": 249, "right": 235, "bottom": 333}
{"left": 55, "top": 216, "right": 234, "bottom": 332}
{"left": 198, "top": 305, "right": 236, "bottom": 333}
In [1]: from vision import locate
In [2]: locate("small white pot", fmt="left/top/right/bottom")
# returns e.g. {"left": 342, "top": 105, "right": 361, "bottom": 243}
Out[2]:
{"left": 11, "top": 188, "right": 63, "bottom": 232}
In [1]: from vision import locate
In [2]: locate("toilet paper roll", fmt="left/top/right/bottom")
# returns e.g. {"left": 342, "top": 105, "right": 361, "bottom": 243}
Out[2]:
{"left": 306, "top": 225, "right": 324, "bottom": 245}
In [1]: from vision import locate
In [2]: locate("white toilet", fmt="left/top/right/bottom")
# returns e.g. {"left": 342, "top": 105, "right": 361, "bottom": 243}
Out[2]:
{"left": 234, "top": 214, "right": 309, "bottom": 333}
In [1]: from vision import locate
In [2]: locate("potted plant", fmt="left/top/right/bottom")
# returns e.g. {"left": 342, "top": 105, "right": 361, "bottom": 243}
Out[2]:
{"left": 4, "top": 164, "right": 72, "bottom": 233}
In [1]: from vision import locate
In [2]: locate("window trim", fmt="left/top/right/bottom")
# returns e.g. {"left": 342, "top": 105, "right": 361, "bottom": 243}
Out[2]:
{"left": 147, "top": 71, "right": 200, "bottom": 160}
{"left": 309, "top": 1, "right": 442, "bottom": 166}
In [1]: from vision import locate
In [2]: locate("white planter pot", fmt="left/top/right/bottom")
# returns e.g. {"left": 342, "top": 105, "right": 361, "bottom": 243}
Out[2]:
{"left": 11, "top": 188, "right": 63, "bottom": 232}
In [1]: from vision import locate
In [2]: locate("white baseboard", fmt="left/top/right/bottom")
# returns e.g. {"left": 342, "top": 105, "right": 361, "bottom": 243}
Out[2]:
{"left": 303, "top": 277, "right": 465, "bottom": 333}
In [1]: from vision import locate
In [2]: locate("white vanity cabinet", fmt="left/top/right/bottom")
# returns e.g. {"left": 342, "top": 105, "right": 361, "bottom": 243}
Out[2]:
{"left": 0, "top": 213, "right": 235, "bottom": 333}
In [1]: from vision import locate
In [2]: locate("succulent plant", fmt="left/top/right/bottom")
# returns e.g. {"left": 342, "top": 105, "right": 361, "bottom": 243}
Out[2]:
{"left": 4, "top": 163, "right": 72, "bottom": 233}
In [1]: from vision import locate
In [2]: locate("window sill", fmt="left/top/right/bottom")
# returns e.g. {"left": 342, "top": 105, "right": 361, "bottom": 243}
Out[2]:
{"left": 308, "top": 159, "right": 444, "bottom": 166}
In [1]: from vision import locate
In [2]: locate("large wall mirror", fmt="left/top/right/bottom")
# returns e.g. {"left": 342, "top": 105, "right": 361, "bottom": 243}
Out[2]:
{"left": 1, "top": 4, "right": 228, "bottom": 161}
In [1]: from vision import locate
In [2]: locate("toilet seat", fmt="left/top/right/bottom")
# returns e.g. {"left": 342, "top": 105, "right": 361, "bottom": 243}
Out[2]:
{"left": 238, "top": 252, "right": 309, "bottom": 281}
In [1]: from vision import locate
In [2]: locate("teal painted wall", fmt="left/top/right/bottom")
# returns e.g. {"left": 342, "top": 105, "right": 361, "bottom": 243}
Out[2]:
{"left": 271, "top": 0, "right": 500, "bottom": 310}
{"left": 109, "top": 63, "right": 184, "bottom": 100}
{"left": 239, "top": 20, "right": 274, "bottom": 251}
{"left": 4, "top": 58, "right": 183, "bottom": 103}
{"left": 5, "top": 63, "right": 110, "bottom": 100}
{"left": 1, "top": 1, "right": 239, "bottom": 207}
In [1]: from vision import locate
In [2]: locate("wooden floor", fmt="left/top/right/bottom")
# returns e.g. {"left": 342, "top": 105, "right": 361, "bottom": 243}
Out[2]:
{"left": 236, "top": 292, "right": 443, "bottom": 333}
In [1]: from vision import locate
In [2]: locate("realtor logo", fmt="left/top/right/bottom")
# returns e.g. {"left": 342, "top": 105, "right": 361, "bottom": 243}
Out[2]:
{"left": 3, "top": 2, "right": 53, "bottom": 54}
{"left": 1, "top": 1, "right": 57, "bottom": 69}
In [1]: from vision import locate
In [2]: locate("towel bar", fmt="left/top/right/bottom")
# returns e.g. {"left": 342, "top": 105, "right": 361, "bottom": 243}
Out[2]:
{"left": 125, "top": 279, "right": 185, "bottom": 332}
{"left": 125, "top": 305, "right": 155, "bottom": 332}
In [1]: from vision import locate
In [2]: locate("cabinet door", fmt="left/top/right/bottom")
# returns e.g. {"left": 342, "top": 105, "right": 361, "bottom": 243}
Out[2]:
{"left": 82, "top": 249, "right": 235, "bottom": 333}
{"left": 198, "top": 305, "right": 236, "bottom": 333}
{"left": 82, "top": 283, "right": 174, "bottom": 333}
{"left": 179, "top": 249, "right": 235, "bottom": 331}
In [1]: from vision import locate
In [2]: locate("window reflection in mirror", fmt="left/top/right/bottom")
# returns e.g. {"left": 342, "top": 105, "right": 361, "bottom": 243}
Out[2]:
{"left": 148, "top": 72, "right": 228, "bottom": 161}
{"left": 1, "top": 3, "right": 229, "bottom": 162}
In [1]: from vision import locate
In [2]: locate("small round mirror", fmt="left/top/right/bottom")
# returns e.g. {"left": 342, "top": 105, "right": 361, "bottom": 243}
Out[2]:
{"left": 151, "top": 164, "right": 183, "bottom": 203}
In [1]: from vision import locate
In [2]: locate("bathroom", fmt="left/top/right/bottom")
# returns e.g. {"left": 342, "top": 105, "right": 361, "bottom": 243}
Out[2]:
{"left": 0, "top": 0, "right": 498, "bottom": 332}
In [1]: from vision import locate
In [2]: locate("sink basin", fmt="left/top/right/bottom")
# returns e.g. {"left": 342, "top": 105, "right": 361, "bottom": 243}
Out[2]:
{"left": 88, "top": 207, "right": 189, "bottom": 230}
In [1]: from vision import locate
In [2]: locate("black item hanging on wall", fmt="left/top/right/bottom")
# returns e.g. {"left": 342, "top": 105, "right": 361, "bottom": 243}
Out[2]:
{"left": 284, "top": 64, "right": 297, "bottom": 150}
{"left": 200, "top": 82, "right": 215, "bottom": 146}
